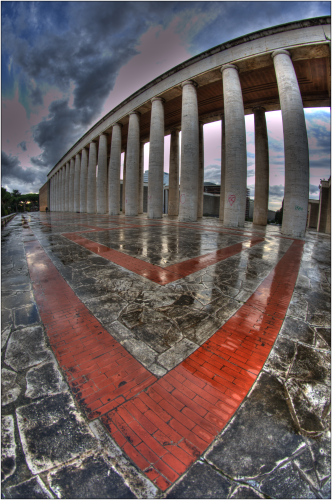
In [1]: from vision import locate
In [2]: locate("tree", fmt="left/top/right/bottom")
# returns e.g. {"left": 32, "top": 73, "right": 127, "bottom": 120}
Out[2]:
{"left": 275, "top": 198, "right": 284, "bottom": 225}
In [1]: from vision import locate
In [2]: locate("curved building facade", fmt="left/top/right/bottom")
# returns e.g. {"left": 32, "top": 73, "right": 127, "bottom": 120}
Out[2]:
{"left": 40, "top": 17, "right": 331, "bottom": 237}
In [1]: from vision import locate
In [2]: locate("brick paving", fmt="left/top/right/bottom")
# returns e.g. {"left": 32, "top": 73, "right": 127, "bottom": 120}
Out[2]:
{"left": 2, "top": 213, "right": 330, "bottom": 498}
{"left": 24, "top": 219, "right": 304, "bottom": 491}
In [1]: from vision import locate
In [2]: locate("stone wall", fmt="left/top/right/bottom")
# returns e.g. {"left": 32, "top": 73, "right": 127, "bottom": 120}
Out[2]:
{"left": 308, "top": 200, "right": 319, "bottom": 228}
{"left": 39, "top": 181, "right": 50, "bottom": 212}
{"left": 318, "top": 184, "right": 330, "bottom": 233}
{"left": 203, "top": 193, "right": 220, "bottom": 216}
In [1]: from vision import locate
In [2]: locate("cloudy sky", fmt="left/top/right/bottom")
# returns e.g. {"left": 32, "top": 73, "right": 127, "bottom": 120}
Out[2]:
{"left": 2, "top": 1, "right": 330, "bottom": 210}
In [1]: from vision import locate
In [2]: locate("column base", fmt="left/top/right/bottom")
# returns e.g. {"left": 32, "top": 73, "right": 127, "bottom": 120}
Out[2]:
{"left": 178, "top": 216, "right": 198, "bottom": 222}
{"left": 281, "top": 228, "right": 306, "bottom": 238}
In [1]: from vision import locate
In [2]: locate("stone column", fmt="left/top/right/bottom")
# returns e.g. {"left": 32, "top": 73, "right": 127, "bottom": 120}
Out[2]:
{"left": 68, "top": 158, "right": 75, "bottom": 212}
{"left": 74, "top": 153, "right": 81, "bottom": 212}
{"left": 87, "top": 142, "right": 97, "bottom": 214}
{"left": 122, "top": 152, "right": 126, "bottom": 214}
{"left": 65, "top": 162, "right": 70, "bottom": 212}
{"left": 96, "top": 134, "right": 108, "bottom": 214}
{"left": 125, "top": 112, "right": 140, "bottom": 216}
{"left": 219, "top": 117, "right": 226, "bottom": 221}
{"left": 56, "top": 172, "right": 60, "bottom": 211}
{"left": 53, "top": 173, "right": 57, "bottom": 211}
{"left": 168, "top": 129, "right": 180, "bottom": 216}
{"left": 138, "top": 142, "right": 144, "bottom": 214}
{"left": 59, "top": 168, "right": 64, "bottom": 212}
{"left": 49, "top": 177, "right": 52, "bottom": 211}
{"left": 179, "top": 80, "right": 199, "bottom": 222}
{"left": 253, "top": 107, "right": 269, "bottom": 226}
{"left": 272, "top": 49, "right": 309, "bottom": 237}
{"left": 148, "top": 97, "right": 165, "bottom": 218}
{"left": 62, "top": 167, "right": 66, "bottom": 212}
{"left": 80, "top": 148, "right": 88, "bottom": 213}
{"left": 53, "top": 173, "right": 56, "bottom": 211}
{"left": 108, "top": 123, "right": 122, "bottom": 215}
{"left": 197, "top": 122, "right": 204, "bottom": 218}
{"left": 51, "top": 176, "right": 54, "bottom": 211}
{"left": 57, "top": 170, "right": 61, "bottom": 211}
{"left": 221, "top": 64, "right": 247, "bottom": 227}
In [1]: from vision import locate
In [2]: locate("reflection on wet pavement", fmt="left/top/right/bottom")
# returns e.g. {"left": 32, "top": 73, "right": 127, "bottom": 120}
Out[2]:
{"left": 1, "top": 212, "right": 330, "bottom": 498}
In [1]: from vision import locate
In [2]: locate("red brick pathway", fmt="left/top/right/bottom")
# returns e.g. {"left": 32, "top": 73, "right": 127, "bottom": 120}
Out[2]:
{"left": 63, "top": 231, "right": 264, "bottom": 285}
{"left": 24, "top": 223, "right": 304, "bottom": 491}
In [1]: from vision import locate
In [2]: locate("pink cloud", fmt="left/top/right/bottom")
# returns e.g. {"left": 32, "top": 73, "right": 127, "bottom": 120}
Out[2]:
{"left": 100, "top": 19, "right": 192, "bottom": 118}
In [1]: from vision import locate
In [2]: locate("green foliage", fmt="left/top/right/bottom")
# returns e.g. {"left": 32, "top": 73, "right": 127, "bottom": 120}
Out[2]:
{"left": 275, "top": 198, "right": 284, "bottom": 225}
{"left": 1, "top": 187, "right": 39, "bottom": 213}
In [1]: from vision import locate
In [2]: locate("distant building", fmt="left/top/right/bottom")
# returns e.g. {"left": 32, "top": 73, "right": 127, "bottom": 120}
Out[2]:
{"left": 245, "top": 188, "right": 250, "bottom": 219}
{"left": 308, "top": 176, "right": 331, "bottom": 233}
{"left": 204, "top": 183, "right": 220, "bottom": 194}
{"left": 144, "top": 171, "right": 169, "bottom": 185}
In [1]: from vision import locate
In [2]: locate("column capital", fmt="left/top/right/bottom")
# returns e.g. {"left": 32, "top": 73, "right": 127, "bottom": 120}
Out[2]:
{"left": 129, "top": 111, "right": 141, "bottom": 117}
{"left": 181, "top": 79, "right": 198, "bottom": 89}
{"left": 151, "top": 96, "right": 165, "bottom": 104}
{"left": 271, "top": 49, "right": 291, "bottom": 59}
{"left": 252, "top": 106, "right": 266, "bottom": 112}
{"left": 220, "top": 64, "right": 239, "bottom": 75}
{"left": 75, "top": 153, "right": 81, "bottom": 159}
{"left": 113, "top": 122, "right": 123, "bottom": 129}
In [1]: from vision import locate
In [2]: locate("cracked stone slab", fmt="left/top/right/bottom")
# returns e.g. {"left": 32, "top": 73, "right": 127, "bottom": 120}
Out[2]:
{"left": 279, "top": 316, "right": 315, "bottom": 344}
{"left": 16, "top": 392, "right": 97, "bottom": 474}
{"left": 205, "top": 372, "right": 306, "bottom": 480}
{"left": 292, "top": 447, "right": 321, "bottom": 493}
{"left": 106, "top": 320, "right": 135, "bottom": 343}
{"left": 1, "top": 326, "right": 11, "bottom": 349}
{"left": 258, "top": 460, "right": 316, "bottom": 498}
{"left": 287, "top": 293, "right": 308, "bottom": 321}
{"left": 166, "top": 461, "right": 232, "bottom": 498}
{"left": 120, "top": 337, "right": 156, "bottom": 368}
{"left": 306, "top": 431, "right": 331, "bottom": 486}
{"left": 158, "top": 338, "right": 199, "bottom": 371}
{"left": 4, "top": 326, "right": 52, "bottom": 371}
{"left": 2, "top": 368, "right": 21, "bottom": 406}
{"left": 48, "top": 451, "right": 136, "bottom": 499}
{"left": 13, "top": 304, "right": 40, "bottom": 328}
{"left": 229, "top": 485, "right": 265, "bottom": 498}
{"left": 1, "top": 415, "right": 16, "bottom": 482}
{"left": 2, "top": 291, "right": 35, "bottom": 310}
{"left": 3, "top": 476, "right": 54, "bottom": 499}
{"left": 25, "top": 360, "right": 67, "bottom": 399}
{"left": 85, "top": 293, "right": 127, "bottom": 324}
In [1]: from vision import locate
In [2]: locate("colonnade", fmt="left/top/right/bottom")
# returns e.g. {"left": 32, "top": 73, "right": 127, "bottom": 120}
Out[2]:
{"left": 49, "top": 49, "right": 309, "bottom": 237}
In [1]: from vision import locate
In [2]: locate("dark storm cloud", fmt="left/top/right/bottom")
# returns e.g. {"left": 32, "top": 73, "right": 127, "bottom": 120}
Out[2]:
{"left": 309, "top": 183, "right": 320, "bottom": 194}
{"left": 269, "top": 185, "right": 284, "bottom": 197}
{"left": 18, "top": 141, "right": 27, "bottom": 151}
{"left": 1, "top": 150, "right": 44, "bottom": 187}
{"left": 2, "top": 2, "right": 181, "bottom": 169}
{"left": 2, "top": 1, "right": 330, "bottom": 180}
{"left": 309, "top": 158, "right": 331, "bottom": 169}
{"left": 30, "top": 99, "right": 82, "bottom": 168}
{"left": 30, "top": 87, "right": 43, "bottom": 106}
{"left": 188, "top": 2, "right": 330, "bottom": 53}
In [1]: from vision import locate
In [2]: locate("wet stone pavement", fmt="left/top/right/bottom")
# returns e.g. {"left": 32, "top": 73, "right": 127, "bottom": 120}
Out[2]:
{"left": 1, "top": 212, "right": 330, "bottom": 499}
